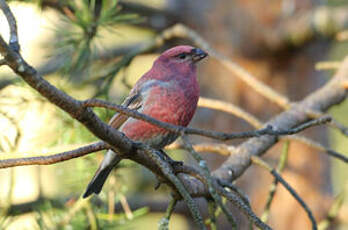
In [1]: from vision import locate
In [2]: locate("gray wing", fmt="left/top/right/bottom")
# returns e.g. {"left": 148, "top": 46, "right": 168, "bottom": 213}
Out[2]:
{"left": 108, "top": 91, "right": 143, "bottom": 129}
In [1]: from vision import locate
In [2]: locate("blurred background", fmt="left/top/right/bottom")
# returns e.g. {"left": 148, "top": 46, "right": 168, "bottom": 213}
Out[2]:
{"left": 0, "top": 0, "right": 348, "bottom": 229}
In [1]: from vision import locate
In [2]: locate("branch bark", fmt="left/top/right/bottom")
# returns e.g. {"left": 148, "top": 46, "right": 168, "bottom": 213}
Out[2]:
{"left": 0, "top": 142, "right": 107, "bottom": 168}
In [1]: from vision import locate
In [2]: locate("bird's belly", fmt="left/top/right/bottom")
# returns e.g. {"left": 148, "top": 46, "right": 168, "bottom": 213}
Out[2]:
{"left": 120, "top": 88, "right": 198, "bottom": 148}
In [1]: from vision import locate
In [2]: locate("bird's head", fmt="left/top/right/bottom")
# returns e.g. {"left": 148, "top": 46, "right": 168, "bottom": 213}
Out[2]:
{"left": 154, "top": 45, "right": 208, "bottom": 72}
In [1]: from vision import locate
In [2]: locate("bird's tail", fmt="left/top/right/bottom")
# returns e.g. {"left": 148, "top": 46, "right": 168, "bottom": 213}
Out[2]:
{"left": 83, "top": 150, "right": 121, "bottom": 198}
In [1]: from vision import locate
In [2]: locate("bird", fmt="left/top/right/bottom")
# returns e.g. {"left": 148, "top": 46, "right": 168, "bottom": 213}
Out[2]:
{"left": 83, "top": 45, "right": 208, "bottom": 198}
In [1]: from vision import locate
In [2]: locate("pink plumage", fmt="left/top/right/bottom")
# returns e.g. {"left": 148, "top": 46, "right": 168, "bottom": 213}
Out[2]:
{"left": 83, "top": 45, "right": 207, "bottom": 198}
{"left": 122, "top": 45, "right": 201, "bottom": 146}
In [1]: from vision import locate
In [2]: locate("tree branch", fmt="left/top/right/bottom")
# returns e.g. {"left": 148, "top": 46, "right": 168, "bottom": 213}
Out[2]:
{"left": 318, "top": 191, "right": 346, "bottom": 230}
{"left": 137, "top": 143, "right": 206, "bottom": 229}
{"left": 306, "top": 109, "right": 348, "bottom": 137}
{"left": 196, "top": 97, "right": 347, "bottom": 162}
{"left": 181, "top": 135, "right": 237, "bottom": 229}
{"left": 198, "top": 97, "right": 262, "bottom": 128}
{"left": 83, "top": 98, "right": 331, "bottom": 140}
{"left": 173, "top": 164, "right": 271, "bottom": 230}
{"left": 286, "top": 136, "right": 348, "bottom": 163}
{"left": 315, "top": 61, "right": 341, "bottom": 71}
{"left": 158, "top": 197, "right": 177, "bottom": 230}
{"left": 0, "top": 142, "right": 107, "bottom": 169}
{"left": 0, "top": 34, "right": 134, "bottom": 155}
{"left": 251, "top": 156, "right": 317, "bottom": 230}
{"left": 212, "top": 56, "right": 348, "bottom": 184}
{"left": 261, "top": 141, "right": 290, "bottom": 222}
{"left": 0, "top": 0, "right": 19, "bottom": 52}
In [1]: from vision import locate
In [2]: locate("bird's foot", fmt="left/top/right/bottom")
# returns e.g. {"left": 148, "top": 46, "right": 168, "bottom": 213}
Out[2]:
{"left": 158, "top": 150, "right": 183, "bottom": 168}
{"left": 153, "top": 151, "right": 183, "bottom": 190}
{"left": 167, "top": 158, "right": 184, "bottom": 167}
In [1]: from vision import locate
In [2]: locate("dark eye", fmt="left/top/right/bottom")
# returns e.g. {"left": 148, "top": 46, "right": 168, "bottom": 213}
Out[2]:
{"left": 178, "top": 53, "right": 187, "bottom": 59}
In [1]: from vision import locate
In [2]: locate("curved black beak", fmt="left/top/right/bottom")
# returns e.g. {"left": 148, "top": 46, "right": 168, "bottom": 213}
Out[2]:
{"left": 191, "top": 48, "right": 208, "bottom": 63}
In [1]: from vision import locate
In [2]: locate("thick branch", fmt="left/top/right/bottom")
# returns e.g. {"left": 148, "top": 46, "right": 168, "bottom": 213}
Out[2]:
{"left": 213, "top": 57, "right": 348, "bottom": 183}
{"left": 0, "top": 35, "right": 134, "bottom": 156}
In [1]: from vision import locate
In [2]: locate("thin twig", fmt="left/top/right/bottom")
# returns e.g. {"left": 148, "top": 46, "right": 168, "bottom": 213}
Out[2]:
{"left": 315, "top": 61, "right": 341, "bottom": 71}
{"left": 196, "top": 97, "right": 347, "bottom": 165}
{"left": 196, "top": 98, "right": 347, "bottom": 165}
{"left": 329, "top": 119, "right": 348, "bottom": 137}
{"left": 174, "top": 165, "right": 271, "bottom": 230}
{"left": 0, "top": 141, "right": 107, "bottom": 169}
{"left": 217, "top": 179, "right": 251, "bottom": 207}
{"left": 59, "top": 197, "right": 91, "bottom": 227}
{"left": 206, "top": 199, "right": 217, "bottom": 230}
{"left": 285, "top": 136, "right": 348, "bottom": 163}
{"left": 0, "top": 110, "right": 21, "bottom": 151}
{"left": 168, "top": 136, "right": 347, "bottom": 166}
{"left": 198, "top": 97, "right": 262, "bottom": 128}
{"left": 216, "top": 185, "right": 272, "bottom": 230}
{"left": 0, "top": 0, "right": 19, "bottom": 52}
{"left": 181, "top": 135, "right": 237, "bottom": 229}
{"left": 84, "top": 201, "right": 98, "bottom": 230}
{"left": 318, "top": 191, "right": 345, "bottom": 230}
{"left": 0, "top": 113, "right": 19, "bottom": 217}
{"left": 108, "top": 173, "right": 116, "bottom": 222}
{"left": 168, "top": 141, "right": 252, "bottom": 208}
{"left": 158, "top": 197, "right": 177, "bottom": 230}
{"left": 119, "top": 194, "right": 134, "bottom": 219}
{"left": 166, "top": 142, "right": 233, "bottom": 156}
{"left": 83, "top": 98, "right": 331, "bottom": 140}
{"left": 306, "top": 109, "right": 348, "bottom": 137}
{"left": 261, "top": 141, "right": 290, "bottom": 222}
{"left": 139, "top": 144, "right": 206, "bottom": 230}
{"left": 251, "top": 156, "right": 317, "bottom": 230}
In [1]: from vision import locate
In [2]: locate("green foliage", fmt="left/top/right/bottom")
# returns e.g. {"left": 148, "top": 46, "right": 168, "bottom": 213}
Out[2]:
{"left": 52, "top": 0, "right": 142, "bottom": 85}
{"left": 94, "top": 48, "right": 143, "bottom": 97}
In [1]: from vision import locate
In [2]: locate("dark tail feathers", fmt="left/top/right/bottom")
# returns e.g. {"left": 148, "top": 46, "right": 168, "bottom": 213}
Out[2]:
{"left": 83, "top": 166, "right": 114, "bottom": 198}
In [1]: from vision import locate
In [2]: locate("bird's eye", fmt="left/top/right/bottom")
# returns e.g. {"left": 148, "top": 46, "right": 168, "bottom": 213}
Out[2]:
{"left": 178, "top": 53, "right": 187, "bottom": 59}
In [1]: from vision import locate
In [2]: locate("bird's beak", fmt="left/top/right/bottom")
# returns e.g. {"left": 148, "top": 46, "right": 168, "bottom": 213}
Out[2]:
{"left": 191, "top": 48, "right": 208, "bottom": 63}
